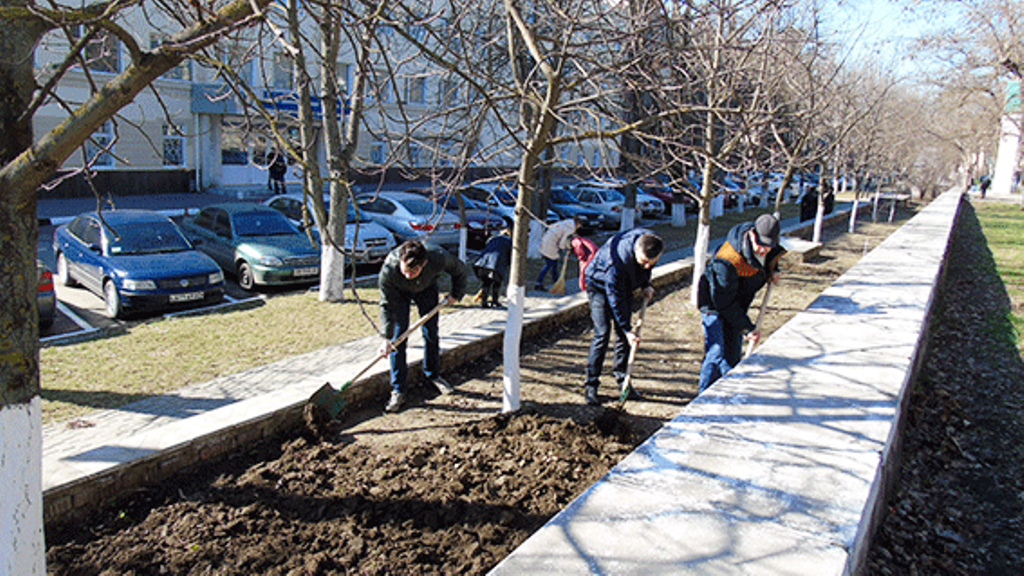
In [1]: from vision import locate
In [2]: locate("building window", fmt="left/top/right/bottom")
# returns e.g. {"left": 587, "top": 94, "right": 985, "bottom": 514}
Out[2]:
{"left": 163, "top": 124, "right": 186, "bottom": 166}
{"left": 72, "top": 26, "right": 120, "bottom": 73}
{"left": 406, "top": 77, "right": 426, "bottom": 104}
{"left": 219, "top": 42, "right": 253, "bottom": 85}
{"left": 408, "top": 24, "right": 426, "bottom": 43}
{"left": 150, "top": 34, "right": 190, "bottom": 80}
{"left": 272, "top": 52, "right": 293, "bottom": 91}
{"left": 336, "top": 62, "right": 353, "bottom": 96}
{"left": 408, "top": 142, "right": 422, "bottom": 167}
{"left": 85, "top": 121, "right": 115, "bottom": 167}
{"left": 370, "top": 141, "right": 387, "bottom": 165}
{"left": 221, "top": 119, "right": 248, "bottom": 165}
{"left": 439, "top": 79, "right": 460, "bottom": 108}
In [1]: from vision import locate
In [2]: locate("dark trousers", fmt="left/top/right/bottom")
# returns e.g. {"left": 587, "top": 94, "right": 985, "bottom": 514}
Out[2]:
{"left": 585, "top": 289, "right": 629, "bottom": 389}
{"left": 474, "top": 266, "right": 503, "bottom": 306}
{"left": 387, "top": 285, "right": 440, "bottom": 393}
{"left": 698, "top": 311, "right": 743, "bottom": 393}
{"left": 536, "top": 256, "right": 558, "bottom": 287}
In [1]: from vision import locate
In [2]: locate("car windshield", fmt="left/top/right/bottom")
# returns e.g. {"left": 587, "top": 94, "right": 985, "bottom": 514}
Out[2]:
{"left": 400, "top": 198, "right": 440, "bottom": 216}
{"left": 108, "top": 221, "right": 192, "bottom": 255}
{"left": 233, "top": 212, "right": 298, "bottom": 236}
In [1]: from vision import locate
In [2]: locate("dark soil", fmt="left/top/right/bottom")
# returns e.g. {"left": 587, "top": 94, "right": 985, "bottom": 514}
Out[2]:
{"left": 45, "top": 201, "right": 1023, "bottom": 575}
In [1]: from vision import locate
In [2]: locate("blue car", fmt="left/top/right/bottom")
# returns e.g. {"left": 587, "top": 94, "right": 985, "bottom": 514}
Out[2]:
{"left": 53, "top": 210, "right": 225, "bottom": 319}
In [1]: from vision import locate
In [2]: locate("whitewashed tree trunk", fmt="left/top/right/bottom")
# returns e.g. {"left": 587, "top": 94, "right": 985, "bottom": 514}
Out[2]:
{"left": 671, "top": 202, "right": 687, "bottom": 227}
{"left": 621, "top": 207, "right": 637, "bottom": 230}
{"left": 1, "top": 400, "right": 43, "bottom": 575}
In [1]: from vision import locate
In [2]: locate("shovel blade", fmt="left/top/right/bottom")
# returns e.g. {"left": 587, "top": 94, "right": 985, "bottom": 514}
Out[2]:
{"left": 309, "top": 382, "right": 348, "bottom": 419}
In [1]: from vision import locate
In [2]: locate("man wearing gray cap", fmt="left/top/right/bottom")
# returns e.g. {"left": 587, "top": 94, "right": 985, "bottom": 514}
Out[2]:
{"left": 696, "top": 213, "right": 786, "bottom": 393}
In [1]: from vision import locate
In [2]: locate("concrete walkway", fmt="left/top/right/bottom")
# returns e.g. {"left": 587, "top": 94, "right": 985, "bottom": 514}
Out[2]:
{"left": 39, "top": 203, "right": 857, "bottom": 523}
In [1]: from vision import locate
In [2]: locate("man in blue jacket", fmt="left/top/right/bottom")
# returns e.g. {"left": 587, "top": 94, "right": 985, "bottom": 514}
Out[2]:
{"left": 379, "top": 240, "right": 468, "bottom": 412}
{"left": 582, "top": 228, "right": 664, "bottom": 405}
{"left": 697, "top": 213, "right": 785, "bottom": 393}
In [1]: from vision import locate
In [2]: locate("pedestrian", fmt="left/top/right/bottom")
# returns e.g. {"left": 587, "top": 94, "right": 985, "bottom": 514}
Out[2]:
{"left": 268, "top": 149, "right": 287, "bottom": 194}
{"left": 535, "top": 215, "right": 581, "bottom": 291}
{"left": 473, "top": 227, "right": 512, "bottom": 309}
{"left": 979, "top": 174, "right": 991, "bottom": 198}
{"left": 696, "top": 213, "right": 785, "bottom": 394}
{"left": 582, "top": 228, "right": 664, "bottom": 405}
{"left": 378, "top": 240, "right": 468, "bottom": 413}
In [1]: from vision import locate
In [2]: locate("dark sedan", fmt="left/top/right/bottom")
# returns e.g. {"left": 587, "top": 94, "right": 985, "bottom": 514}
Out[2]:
{"left": 53, "top": 210, "right": 225, "bottom": 319}
{"left": 179, "top": 203, "right": 320, "bottom": 290}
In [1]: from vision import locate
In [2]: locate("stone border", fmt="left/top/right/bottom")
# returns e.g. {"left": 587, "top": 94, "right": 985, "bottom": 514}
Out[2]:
{"left": 490, "top": 191, "right": 961, "bottom": 575}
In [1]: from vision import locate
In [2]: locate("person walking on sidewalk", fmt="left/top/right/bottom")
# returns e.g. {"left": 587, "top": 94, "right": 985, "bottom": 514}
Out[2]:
{"left": 696, "top": 213, "right": 785, "bottom": 394}
{"left": 268, "top": 149, "right": 287, "bottom": 194}
{"left": 582, "top": 228, "right": 664, "bottom": 405}
{"left": 535, "top": 216, "right": 582, "bottom": 291}
{"left": 473, "top": 227, "right": 513, "bottom": 308}
{"left": 379, "top": 240, "right": 468, "bottom": 413}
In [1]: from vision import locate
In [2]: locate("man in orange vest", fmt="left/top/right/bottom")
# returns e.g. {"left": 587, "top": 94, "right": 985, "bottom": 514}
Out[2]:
{"left": 696, "top": 214, "right": 785, "bottom": 393}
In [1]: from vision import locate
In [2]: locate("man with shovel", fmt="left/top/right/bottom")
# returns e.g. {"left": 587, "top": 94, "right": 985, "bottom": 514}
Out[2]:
{"left": 379, "top": 240, "right": 468, "bottom": 413}
{"left": 696, "top": 213, "right": 785, "bottom": 394}
{"left": 582, "top": 228, "right": 664, "bottom": 405}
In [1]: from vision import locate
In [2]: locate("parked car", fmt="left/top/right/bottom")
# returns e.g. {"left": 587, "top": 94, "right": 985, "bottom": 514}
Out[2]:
{"left": 179, "top": 203, "right": 320, "bottom": 290}
{"left": 577, "top": 179, "right": 665, "bottom": 217}
{"left": 639, "top": 181, "right": 698, "bottom": 215}
{"left": 53, "top": 210, "right": 225, "bottom": 318}
{"left": 37, "top": 259, "right": 56, "bottom": 328}
{"left": 569, "top": 185, "right": 626, "bottom": 228}
{"left": 548, "top": 187, "right": 607, "bottom": 230}
{"left": 406, "top": 187, "right": 508, "bottom": 250}
{"left": 263, "top": 194, "right": 395, "bottom": 264}
{"left": 460, "top": 183, "right": 559, "bottom": 226}
{"left": 354, "top": 191, "right": 461, "bottom": 248}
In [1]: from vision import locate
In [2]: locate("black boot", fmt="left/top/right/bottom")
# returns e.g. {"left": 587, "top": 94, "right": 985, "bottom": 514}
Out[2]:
{"left": 584, "top": 385, "right": 600, "bottom": 406}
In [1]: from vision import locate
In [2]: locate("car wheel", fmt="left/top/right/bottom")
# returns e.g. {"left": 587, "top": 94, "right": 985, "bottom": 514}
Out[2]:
{"left": 103, "top": 279, "right": 122, "bottom": 319}
{"left": 237, "top": 261, "right": 255, "bottom": 291}
{"left": 56, "top": 252, "right": 78, "bottom": 287}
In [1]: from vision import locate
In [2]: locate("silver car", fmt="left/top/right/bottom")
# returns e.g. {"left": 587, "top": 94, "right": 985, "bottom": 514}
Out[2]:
{"left": 355, "top": 191, "right": 460, "bottom": 248}
{"left": 263, "top": 194, "right": 396, "bottom": 264}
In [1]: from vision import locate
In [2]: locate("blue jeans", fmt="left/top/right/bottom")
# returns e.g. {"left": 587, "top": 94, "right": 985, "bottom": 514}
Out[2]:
{"left": 698, "top": 311, "right": 744, "bottom": 393}
{"left": 536, "top": 256, "right": 558, "bottom": 287}
{"left": 387, "top": 285, "right": 440, "bottom": 393}
{"left": 585, "top": 289, "right": 629, "bottom": 389}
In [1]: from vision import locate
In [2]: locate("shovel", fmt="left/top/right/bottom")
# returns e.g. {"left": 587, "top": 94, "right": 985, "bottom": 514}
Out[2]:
{"left": 308, "top": 298, "right": 446, "bottom": 419}
{"left": 548, "top": 251, "right": 571, "bottom": 295}
{"left": 617, "top": 294, "right": 650, "bottom": 409}
{"left": 743, "top": 281, "right": 774, "bottom": 359}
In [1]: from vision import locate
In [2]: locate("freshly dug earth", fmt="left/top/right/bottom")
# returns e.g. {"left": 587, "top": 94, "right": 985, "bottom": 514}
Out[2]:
{"left": 46, "top": 203, "right": 999, "bottom": 575}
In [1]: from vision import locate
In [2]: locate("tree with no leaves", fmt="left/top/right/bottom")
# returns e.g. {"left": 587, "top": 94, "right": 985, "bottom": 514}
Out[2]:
{"left": 0, "top": 0, "right": 274, "bottom": 571}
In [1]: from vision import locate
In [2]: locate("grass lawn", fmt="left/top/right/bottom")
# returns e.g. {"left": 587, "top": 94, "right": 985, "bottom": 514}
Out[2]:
{"left": 973, "top": 201, "right": 1024, "bottom": 352}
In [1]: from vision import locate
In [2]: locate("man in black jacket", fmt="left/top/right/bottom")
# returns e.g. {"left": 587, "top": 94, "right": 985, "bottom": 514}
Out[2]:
{"left": 697, "top": 214, "right": 785, "bottom": 393}
{"left": 379, "top": 240, "right": 468, "bottom": 412}
{"left": 582, "top": 228, "right": 664, "bottom": 405}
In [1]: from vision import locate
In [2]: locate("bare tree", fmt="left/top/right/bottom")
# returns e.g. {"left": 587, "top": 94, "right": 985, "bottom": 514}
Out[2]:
{"left": 0, "top": 0, "right": 272, "bottom": 570}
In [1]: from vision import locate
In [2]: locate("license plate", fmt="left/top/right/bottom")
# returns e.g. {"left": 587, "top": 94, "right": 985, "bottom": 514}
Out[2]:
{"left": 294, "top": 267, "right": 319, "bottom": 277}
{"left": 169, "top": 291, "right": 204, "bottom": 303}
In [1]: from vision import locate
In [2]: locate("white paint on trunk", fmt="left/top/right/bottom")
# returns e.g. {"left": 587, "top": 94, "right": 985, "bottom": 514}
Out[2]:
{"left": 671, "top": 203, "right": 687, "bottom": 227}
{"left": 620, "top": 207, "right": 636, "bottom": 231}
{"left": 459, "top": 228, "right": 469, "bottom": 262}
{"left": 527, "top": 220, "right": 544, "bottom": 259}
{"left": 1, "top": 398, "right": 44, "bottom": 576}
{"left": 690, "top": 220, "right": 712, "bottom": 306}
{"left": 318, "top": 244, "right": 346, "bottom": 302}
{"left": 502, "top": 284, "right": 525, "bottom": 413}
{"left": 849, "top": 198, "right": 860, "bottom": 233}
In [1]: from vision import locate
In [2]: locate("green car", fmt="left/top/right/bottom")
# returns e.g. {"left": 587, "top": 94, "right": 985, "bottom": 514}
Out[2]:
{"left": 180, "top": 203, "right": 320, "bottom": 290}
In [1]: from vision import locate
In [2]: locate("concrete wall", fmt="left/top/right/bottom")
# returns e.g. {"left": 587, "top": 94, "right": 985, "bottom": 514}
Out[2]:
{"left": 490, "top": 191, "right": 963, "bottom": 575}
